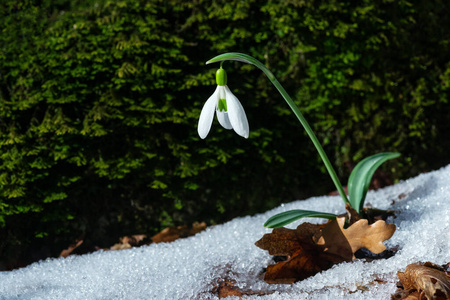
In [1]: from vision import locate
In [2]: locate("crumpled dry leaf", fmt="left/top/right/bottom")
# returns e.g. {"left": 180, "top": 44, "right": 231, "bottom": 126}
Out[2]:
{"left": 255, "top": 223, "right": 323, "bottom": 257}
{"left": 207, "top": 266, "right": 273, "bottom": 298}
{"left": 108, "top": 222, "right": 206, "bottom": 251}
{"left": 255, "top": 222, "right": 347, "bottom": 284}
{"left": 394, "top": 262, "right": 450, "bottom": 300}
{"left": 110, "top": 234, "right": 147, "bottom": 250}
{"left": 256, "top": 217, "right": 396, "bottom": 284}
{"left": 212, "top": 278, "right": 272, "bottom": 298}
{"left": 59, "top": 239, "right": 84, "bottom": 258}
{"left": 151, "top": 222, "right": 206, "bottom": 243}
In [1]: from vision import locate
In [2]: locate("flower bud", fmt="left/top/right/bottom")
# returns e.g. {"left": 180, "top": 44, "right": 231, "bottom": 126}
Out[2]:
{"left": 216, "top": 68, "right": 227, "bottom": 86}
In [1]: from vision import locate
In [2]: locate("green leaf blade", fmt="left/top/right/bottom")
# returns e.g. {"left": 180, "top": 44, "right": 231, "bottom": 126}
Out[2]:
{"left": 264, "top": 209, "right": 337, "bottom": 228}
{"left": 206, "top": 52, "right": 256, "bottom": 66}
{"left": 348, "top": 152, "right": 400, "bottom": 213}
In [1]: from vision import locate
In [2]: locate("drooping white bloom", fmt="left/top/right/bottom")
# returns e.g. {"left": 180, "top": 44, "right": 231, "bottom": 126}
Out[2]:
{"left": 197, "top": 68, "right": 249, "bottom": 139}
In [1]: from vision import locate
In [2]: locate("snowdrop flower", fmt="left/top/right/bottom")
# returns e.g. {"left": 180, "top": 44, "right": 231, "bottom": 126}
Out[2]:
{"left": 198, "top": 67, "right": 249, "bottom": 139}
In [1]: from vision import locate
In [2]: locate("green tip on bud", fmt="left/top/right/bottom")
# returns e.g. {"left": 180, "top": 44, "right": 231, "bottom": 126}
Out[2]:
{"left": 216, "top": 68, "right": 227, "bottom": 86}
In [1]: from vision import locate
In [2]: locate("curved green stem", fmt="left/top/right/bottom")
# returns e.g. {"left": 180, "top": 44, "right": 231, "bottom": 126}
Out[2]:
{"left": 206, "top": 52, "right": 349, "bottom": 204}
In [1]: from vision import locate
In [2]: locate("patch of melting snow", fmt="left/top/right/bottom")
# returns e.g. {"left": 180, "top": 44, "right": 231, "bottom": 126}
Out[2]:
{"left": 1, "top": 165, "right": 449, "bottom": 299}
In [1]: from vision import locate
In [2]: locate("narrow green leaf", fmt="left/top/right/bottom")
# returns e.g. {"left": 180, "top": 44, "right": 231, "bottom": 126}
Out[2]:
{"left": 348, "top": 152, "right": 400, "bottom": 213}
{"left": 264, "top": 209, "right": 337, "bottom": 228}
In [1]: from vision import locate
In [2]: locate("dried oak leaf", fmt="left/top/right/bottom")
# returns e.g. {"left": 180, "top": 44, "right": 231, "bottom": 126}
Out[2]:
{"left": 395, "top": 262, "right": 450, "bottom": 300}
{"left": 256, "top": 217, "right": 396, "bottom": 284}
{"left": 316, "top": 217, "right": 396, "bottom": 258}
{"left": 110, "top": 234, "right": 148, "bottom": 250}
{"left": 59, "top": 239, "right": 84, "bottom": 258}
{"left": 213, "top": 279, "right": 272, "bottom": 298}
{"left": 151, "top": 222, "right": 206, "bottom": 243}
{"left": 255, "top": 222, "right": 346, "bottom": 284}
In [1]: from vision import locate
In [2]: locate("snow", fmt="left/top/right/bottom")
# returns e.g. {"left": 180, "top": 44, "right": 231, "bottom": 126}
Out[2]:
{"left": 1, "top": 165, "right": 450, "bottom": 300}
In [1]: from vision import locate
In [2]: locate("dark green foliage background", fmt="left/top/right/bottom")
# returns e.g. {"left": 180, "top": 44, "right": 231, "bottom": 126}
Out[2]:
{"left": 1, "top": 0, "right": 449, "bottom": 267}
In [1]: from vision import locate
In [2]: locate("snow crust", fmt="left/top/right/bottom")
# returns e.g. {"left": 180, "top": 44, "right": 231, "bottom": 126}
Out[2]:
{"left": 1, "top": 165, "right": 450, "bottom": 299}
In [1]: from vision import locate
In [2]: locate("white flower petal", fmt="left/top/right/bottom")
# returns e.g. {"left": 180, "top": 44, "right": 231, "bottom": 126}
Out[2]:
{"left": 224, "top": 85, "right": 249, "bottom": 138}
{"left": 215, "top": 86, "right": 232, "bottom": 129}
{"left": 216, "top": 111, "right": 233, "bottom": 129}
{"left": 218, "top": 85, "right": 226, "bottom": 101}
{"left": 198, "top": 86, "right": 220, "bottom": 139}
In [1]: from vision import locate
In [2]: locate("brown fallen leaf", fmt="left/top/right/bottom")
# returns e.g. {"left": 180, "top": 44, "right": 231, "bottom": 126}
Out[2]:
{"left": 216, "top": 279, "right": 244, "bottom": 298}
{"left": 394, "top": 262, "right": 450, "bottom": 300}
{"left": 213, "top": 278, "right": 271, "bottom": 298}
{"left": 316, "top": 217, "right": 396, "bottom": 258}
{"left": 255, "top": 223, "right": 323, "bottom": 256}
{"left": 344, "top": 218, "right": 396, "bottom": 255}
{"left": 207, "top": 266, "right": 273, "bottom": 298}
{"left": 255, "top": 222, "right": 347, "bottom": 284}
{"left": 151, "top": 222, "right": 206, "bottom": 243}
{"left": 59, "top": 239, "right": 84, "bottom": 258}
{"left": 110, "top": 234, "right": 148, "bottom": 251}
{"left": 262, "top": 248, "right": 335, "bottom": 284}
{"left": 256, "top": 217, "right": 396, "bottom": 284}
